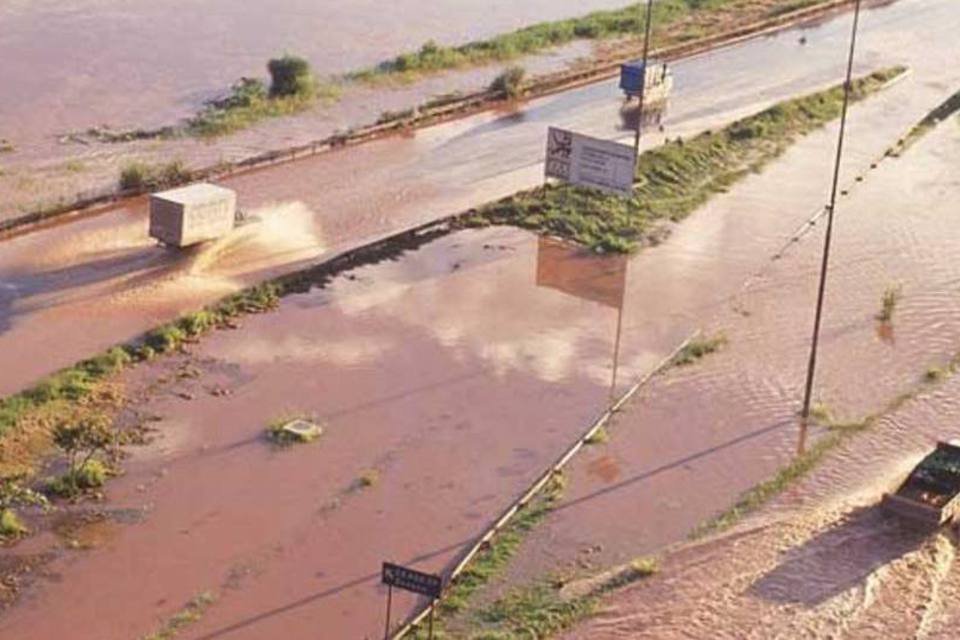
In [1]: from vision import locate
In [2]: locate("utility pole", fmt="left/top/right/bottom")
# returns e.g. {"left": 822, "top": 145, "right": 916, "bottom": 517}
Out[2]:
{"left": 800, "top": 0, "right": 864, "bottom": 423}
{"left": 633, "top": 0, "right": 655, "bottom": 166}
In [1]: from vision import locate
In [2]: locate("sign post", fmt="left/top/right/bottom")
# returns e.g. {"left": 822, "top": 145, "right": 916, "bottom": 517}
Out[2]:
{"left": 545, "top": 127, "right": 636, "bottom": 197}
{"left": 382, "top": 562, "right": 444, "bottom": 639}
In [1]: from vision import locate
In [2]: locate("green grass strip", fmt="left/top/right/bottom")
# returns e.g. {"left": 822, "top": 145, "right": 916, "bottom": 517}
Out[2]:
{"left": 465, "top": 66, "right": 905, "bottom": 253}
{"left": 0, "top": 283, "right": 280, "bottom": 440}
{"left": 351, "top": 0, "right": 828, "bottom": 83}
{"left": 890, "top": 86, "right": 960, "bottom": 156}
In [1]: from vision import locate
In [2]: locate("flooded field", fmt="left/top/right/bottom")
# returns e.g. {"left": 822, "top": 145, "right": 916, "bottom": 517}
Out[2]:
{"left": 0, "top": 0, "right": 627, "bottom": 136}
{"left": 3, "top": 0, "right": 958, "bottom": 398}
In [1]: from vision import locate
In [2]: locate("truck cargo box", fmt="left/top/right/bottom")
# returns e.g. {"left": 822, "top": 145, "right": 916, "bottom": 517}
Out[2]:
{"left": 619, "top": 59, "right": 673, "bottom": 102}
{"left": 149, "top": 183, "right": 237, "bottom": 248}
{"left": 882, "top": 441, "right": 960, "bottom": 527}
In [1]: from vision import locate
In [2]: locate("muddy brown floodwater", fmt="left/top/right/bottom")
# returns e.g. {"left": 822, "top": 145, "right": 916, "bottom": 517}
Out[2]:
{"left": 5, "top": 92, "right": 960, "bottom": 640}
{"left": 546, "top": 101, "right": 960, "bottom": 640}
{"left": 2, "top": 0, "right": 959, "bottom": 399}
{"left": 0, "top": 0, "right": 628, "bottom": 140}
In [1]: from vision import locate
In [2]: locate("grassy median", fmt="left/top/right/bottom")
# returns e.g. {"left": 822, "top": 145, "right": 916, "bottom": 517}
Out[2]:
{"left": 465, "top": 67, "right": 905, "bottom": 253}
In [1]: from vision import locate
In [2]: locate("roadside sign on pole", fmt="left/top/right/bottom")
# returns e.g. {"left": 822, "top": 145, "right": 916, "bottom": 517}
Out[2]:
{"left": 544, "top": 127, "right": 636, "bottom": 197}
{"left": 382, "top": 562, "right": 443, "bottom": 599}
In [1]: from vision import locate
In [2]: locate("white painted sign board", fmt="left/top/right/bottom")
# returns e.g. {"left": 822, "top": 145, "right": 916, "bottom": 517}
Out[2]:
{"left": 544, "top": 127, "right": 635, "bottom": 197}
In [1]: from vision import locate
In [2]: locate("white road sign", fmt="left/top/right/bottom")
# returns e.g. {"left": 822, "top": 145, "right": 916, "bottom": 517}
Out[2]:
{"left": 544, "top": 127, "right": 636, "bottom": 197}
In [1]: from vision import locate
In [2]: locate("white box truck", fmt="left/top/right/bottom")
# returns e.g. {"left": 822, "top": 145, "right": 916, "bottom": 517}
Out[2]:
{"left": 149, "top": 183, "right": 237, "bottom": 248}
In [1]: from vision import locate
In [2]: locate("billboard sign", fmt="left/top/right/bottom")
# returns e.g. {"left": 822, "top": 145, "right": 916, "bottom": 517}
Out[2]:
{"left": 544, "top": 127, "right": 635, "bottom": 197}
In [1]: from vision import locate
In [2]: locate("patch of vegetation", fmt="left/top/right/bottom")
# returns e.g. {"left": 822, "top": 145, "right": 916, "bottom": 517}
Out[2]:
{"left": 377, "top": 108, "right": 416, "bottom": 125}
{"left": 690, "top": 349, "right": 960, "bottom": 539}
{"left": 876, "top": 284, "right": 902, "bottom": 322}
{"left": 46, "top": 415, "right": 114, "bottom": 498}
{"left": 0, "top": 282, "right": 279, "bottom": 478}
{"left": 354, "top": 0, "right": 832, "bottom": 83}
{"left": 421, "top": 472, "right": 566, "bottom": 634}
{"left": 119, "top": 159, "right": 192, "bottom": 191}
{"left": 0, "top": 138, "right": 15, "bottom": 153}
{"left": 808, "top": 401, "right": 832, "bottom": 424}
{"left": 690, "top": 427, "right": 850, "bottom": 539}
{"left": 464, "top": 68, "right": 904, "bottom": 252}
{"left": 925, "top": 366, "right": 948, "bottom": 383}
{"left": 142, "top": 591, "right": 217, "bottom": 640}
{"left": 268, "top": 55, "right": 316, "bottom": 98}
{"left": 265, "top": 414, "right": 322, "bottom": 445}
{"left": 584, "top": 426, "right": 609, "bottom": 445}
{"left": 46, "top": 460, "right": 111, "bottom": 498}
{"left": 464, "top": 556, "right": 657, "bottom": 638}
{"left": 891, "top": 87, "right": 960, "bottom": 156}
{"left": 671, "top": 334, "right": 727, "bottom": 367}
{"left": 0, "top": 508, "right": 28, "bottom": 539}
{"left": 63, "top": 160, "right": 87, "bottom": 173}
{"left": 187, "top": 56, "right": 340, "bottom": 138}
{"left": 0, "top": 478, "right": 47, "bottom": 541}
{"left": 489, "top": 66, "right": 526, "bottom": 99}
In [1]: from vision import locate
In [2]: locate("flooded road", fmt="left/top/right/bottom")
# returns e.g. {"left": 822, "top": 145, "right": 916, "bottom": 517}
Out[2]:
{"left": 2, "top": 0, "right": 958, "bottom": 398}
{"left": 523, "top": 95, "right": 960, "bottom": 640}
{"left": 5, "top": 67, "right": 960, "bottom": 640}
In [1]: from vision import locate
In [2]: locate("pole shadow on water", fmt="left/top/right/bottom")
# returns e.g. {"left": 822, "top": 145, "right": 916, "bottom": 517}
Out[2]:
{"left": 749, "top": 504, "right": 934, "bottom": 605}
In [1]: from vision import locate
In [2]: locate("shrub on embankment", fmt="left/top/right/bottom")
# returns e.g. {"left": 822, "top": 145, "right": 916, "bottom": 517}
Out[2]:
{"left": 465, "top": 67, "right": 905, "bottom": 253}
{"left": 187, "top": 55, "right": 339, "bottom": 137}
{"left": 119, "top": 159, "right": 192, "bottom": 191}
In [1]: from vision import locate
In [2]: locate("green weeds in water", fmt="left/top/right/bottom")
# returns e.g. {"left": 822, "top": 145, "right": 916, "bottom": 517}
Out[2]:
{"left": 584, "top": 426, "right": 610, "bottom": 445}
{"left": 0, "top": 283, "right": 279, "bottom": 448}
{"left": 461, "top": 555, "right": 657, "bottom": 638}
{"left": 467, "top": 68, "right": 904, "bottom": 253}
{"left": 876, "top": 284, "right": 902, "bottom": 322}
{"left": 671, "top": 334, "right": 727, "bottom": 367}
{"left": 890, "top": 87, "right": 960, "bottom": 156}
{"left": 352, "top": 0, "right": 818, "bottom": 84}
{"left": 0, "top": 508, "right": 28, "bottom": 540}
{"left": 142, "top": 591, "right": 217, "bottom": 640}
{"left": 691, "top": 349, "right": 960, "bottom": 540}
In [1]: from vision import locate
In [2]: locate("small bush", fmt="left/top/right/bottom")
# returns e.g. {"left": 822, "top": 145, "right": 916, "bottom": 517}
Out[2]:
{"left": 268, "top": 55, "right": 316, "bottom": 98}
{"left": 47, "top": 460, "right": 110, "bottom": 498}
{"left": 0, "top": 508, "right": 27, "bottom": 539}
{"left": 672, "top": 334, "right": 727, "bottom": 366}
{"left": 119, "top": 159, "right": 191, "bottom": 191}
{"left": 490, "top": 66, "right": 526, "bottom": 99}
